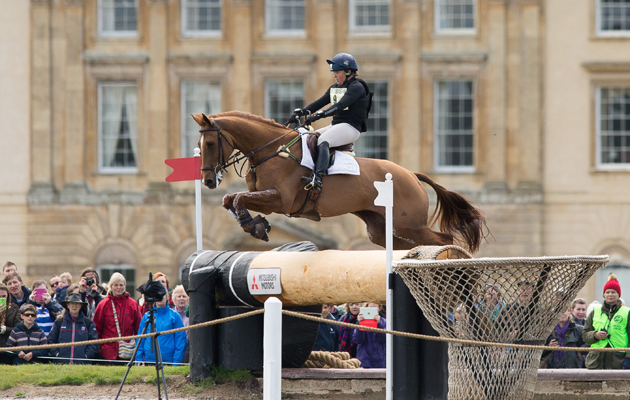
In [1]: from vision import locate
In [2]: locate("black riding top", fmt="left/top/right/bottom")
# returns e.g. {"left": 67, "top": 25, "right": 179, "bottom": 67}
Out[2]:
{"left": 303, "top": 77, "right": 372, "bottom": 132}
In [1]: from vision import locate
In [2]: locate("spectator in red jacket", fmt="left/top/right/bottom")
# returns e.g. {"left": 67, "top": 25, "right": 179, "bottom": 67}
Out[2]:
{"left": 92, "top": 273, "right": 141, "bottom": 360}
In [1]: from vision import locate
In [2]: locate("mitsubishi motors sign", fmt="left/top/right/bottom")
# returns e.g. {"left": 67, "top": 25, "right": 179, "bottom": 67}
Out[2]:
{"left": 247, "top": 268, "right": 282, "bottom": 295}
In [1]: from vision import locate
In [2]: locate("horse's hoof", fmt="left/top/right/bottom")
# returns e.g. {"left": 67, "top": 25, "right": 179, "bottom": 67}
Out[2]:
{"left": 251, "top": 223, "right": 270, "bottom": 242}
{"left": 252, "top": 214, "right": 271, "bottom": 233}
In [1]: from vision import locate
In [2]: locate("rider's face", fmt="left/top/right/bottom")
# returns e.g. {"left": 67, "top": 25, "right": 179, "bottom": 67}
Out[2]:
{"left": 333, "top": 70, "right": 347, "bottom": 85}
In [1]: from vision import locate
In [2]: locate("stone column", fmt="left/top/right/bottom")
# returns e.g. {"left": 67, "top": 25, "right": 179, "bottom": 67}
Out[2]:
{"left": 231, "top": 0, "right": 252, "bottom": 111}
{"left": 0, "top": 0, "right": 31, "bottom": 266}
{"left": 314, "top": 0, "right": 335, "bottom": 93}
{"left": 62, "top": 0, "right": 87, "bottom": 198}
{"left": 518, "top": 2, "right": 542, "bottom": 185}
{"left": 30, "top": 0, "right": 55, "bottom": 201}
{"left": 398, "top": 1, "right": 422, "bottom": 170}
{"left": 485, "top": 0, "right": 508, "bottom": 185}
{"left": 146, "top": 0, "right": 170, "bottom": 194}
{"left": 505, "top": 1, "right": 523, "bottom": 187}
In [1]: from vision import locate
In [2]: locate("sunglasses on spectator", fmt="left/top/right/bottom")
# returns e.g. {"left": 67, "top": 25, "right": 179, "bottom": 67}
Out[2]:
{"left": 22, "top": 314, "right": 36, "bottom": 318}
{"left": 51, "top": 282, "right": 59, "bottom": 287}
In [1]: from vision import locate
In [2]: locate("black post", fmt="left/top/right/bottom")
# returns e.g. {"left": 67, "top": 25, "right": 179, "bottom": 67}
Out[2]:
{"left": 188, "top": 269, "right": 217, "bottom": 382}
{"left": 393, "top": 274, "right": 448, "bottom": 399}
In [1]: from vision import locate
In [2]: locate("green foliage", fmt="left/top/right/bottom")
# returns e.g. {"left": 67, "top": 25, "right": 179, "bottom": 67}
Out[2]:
{"left": 0, "top": 364, "right": 190, "bottom": 389}
{"left": 208, "top": 366, "right": 252, "bottom": 384}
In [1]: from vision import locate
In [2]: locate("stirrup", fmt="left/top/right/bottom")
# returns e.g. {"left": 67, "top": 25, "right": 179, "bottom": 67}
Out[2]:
{"left": 302, "top": 177, "right": 321, "bottom": 191}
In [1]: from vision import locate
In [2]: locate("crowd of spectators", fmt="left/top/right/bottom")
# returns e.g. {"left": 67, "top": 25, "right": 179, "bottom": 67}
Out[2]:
{"left": 0, "top": 261, "right": 190, "bottom": 365}
{"left": 4, "top": 259, "right": 630, "bottom": 371}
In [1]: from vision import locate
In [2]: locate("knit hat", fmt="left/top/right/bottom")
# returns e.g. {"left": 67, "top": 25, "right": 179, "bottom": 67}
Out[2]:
{"left": 603, "top": 274, "right": 621, "bottom": 296}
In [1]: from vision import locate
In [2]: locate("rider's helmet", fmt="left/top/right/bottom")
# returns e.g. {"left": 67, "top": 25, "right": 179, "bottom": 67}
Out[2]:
{"left": 326, "top": 53, "right": 358, "bottom": 72}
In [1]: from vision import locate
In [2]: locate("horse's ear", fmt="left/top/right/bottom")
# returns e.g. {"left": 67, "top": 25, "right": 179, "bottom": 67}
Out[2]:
{"left": 191, "top": 113, "right": 213, "bottom": 127}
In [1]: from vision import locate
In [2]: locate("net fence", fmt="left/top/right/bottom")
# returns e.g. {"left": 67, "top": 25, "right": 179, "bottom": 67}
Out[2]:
{"left": 394, "top": 245, "right": 609, "bottom": 400}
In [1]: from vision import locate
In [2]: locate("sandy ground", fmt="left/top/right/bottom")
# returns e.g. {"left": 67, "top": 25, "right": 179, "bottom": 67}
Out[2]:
{"left": 0, "top": 376, "right": 386, "bottom": 400}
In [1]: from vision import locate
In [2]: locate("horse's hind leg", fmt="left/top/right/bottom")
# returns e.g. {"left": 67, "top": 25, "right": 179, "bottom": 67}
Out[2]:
{"left": 356, "top": 211, "right": 422, "bottom": 250}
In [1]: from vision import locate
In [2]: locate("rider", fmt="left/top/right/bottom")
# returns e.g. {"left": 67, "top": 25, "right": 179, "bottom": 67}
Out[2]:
{"left": 288, "top": 53, "right": 372, "bottom": 191}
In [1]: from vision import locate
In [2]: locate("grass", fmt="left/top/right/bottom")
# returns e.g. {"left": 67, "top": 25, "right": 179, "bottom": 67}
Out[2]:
{"left": 0, "top": 364, "right": 189, "bottom": 390}
{"left": 0, "top": 364, "right": 253, "bottom": 393}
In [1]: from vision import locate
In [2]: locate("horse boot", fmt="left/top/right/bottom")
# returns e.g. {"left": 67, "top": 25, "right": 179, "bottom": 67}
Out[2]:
{"left": 301, "top": 141, "right": 330, "bottom": 191}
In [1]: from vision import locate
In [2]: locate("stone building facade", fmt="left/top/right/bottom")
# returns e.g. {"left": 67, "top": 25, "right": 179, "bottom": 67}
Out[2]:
{"left": 0, "top": 0, "right": 628, "bottom": 300}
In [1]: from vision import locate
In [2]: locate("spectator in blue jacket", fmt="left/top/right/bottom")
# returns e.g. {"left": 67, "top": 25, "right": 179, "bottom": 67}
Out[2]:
{"left": 6, "top": 304, "right": 48, "bottom": 364}
{"left": 353, "top": 302, "right": 386, "bottom": 368}
{"left": 136, "top": 292, "right": 186, "bottom": 365}
{"left": 47, "top": 292, "right": 99, "bottom": 364}
{"left": 28, "top": 280, "right": 64, "bottom": 337}
{"left": 313, "top": 304, "right": 339, "bottom": 352}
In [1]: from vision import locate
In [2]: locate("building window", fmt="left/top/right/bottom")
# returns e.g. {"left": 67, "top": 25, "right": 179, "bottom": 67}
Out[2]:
{"left": 434, "top": 80, "right": 474, "bottom": 171}
{"left": 97, "top": 265, "right": 136, "bottom": 297}
{"left": 181, "top": 0, "right": 222, "bottom": 36}
{"left": 434, "top": 0, "right": 475, "bottom": 34}
{"left": 98, "top": 83, "right": 138, "bottom": 173}
{"left": 597, "top": 0, "right": 630, "bottom": 36}
{"left": 264, "top": 80, "right": 304, "bottom": 124}
{"left": 265, "top": 0, "right": 305, "bottom": 35}
{"left": 181, "top": 81, "right": 222, "bottom": 157}
{"left": 355, "top": 81, "right": 388, "bottom": 159}
{"left": 597, "top": 87, "right": 630, "bottom": 168}
{"left": 349, "top": 0, "right": 390, "bottom": 33}
{"left": 98, "top": 0, "right": 138, "bottom": 37}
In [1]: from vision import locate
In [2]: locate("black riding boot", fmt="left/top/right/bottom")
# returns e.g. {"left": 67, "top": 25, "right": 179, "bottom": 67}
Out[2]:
{"left": 301, "top": 141, "right": 330, "bottom": 191}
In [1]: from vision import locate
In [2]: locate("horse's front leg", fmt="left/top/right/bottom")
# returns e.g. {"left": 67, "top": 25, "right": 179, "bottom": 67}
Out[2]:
{"left": 222, "top": 189, "right": 283, "bottom": 242}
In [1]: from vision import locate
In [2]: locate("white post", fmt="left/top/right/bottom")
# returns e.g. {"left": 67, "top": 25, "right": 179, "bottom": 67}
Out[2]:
{"left": 374, "top": 173, "right": 394, "bottom": 400}
{"left": 263, "top": 297, "right": 283, "bottom": 400}
{"left": 194, "top": 148, "right": 203, "bottom": 251}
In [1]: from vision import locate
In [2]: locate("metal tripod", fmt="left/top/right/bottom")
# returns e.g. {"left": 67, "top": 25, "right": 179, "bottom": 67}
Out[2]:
{"left": 116, "top": 304, "right": 169, "bottom": 400}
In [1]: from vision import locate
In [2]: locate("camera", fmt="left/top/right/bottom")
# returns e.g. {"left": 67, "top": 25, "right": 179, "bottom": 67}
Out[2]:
{"left": 136, "top": 272, "right": 167, "bottom": 304}
{"left": 85, "top": 277, "right": 95, "bottom": 287}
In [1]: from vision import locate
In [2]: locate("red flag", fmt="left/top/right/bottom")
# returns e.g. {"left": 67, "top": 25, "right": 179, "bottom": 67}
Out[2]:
{"left": 165, "top": 157, "right": 201, "bottom": 182}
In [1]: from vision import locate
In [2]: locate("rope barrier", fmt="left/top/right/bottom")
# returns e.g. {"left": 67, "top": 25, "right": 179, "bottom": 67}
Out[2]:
{"left": 281, "top": 310, "right": 630, "bottom": 353}
{"left": 0, "top": 309, "right": 264, "bottom": 354}
{"left": 0, "top": 306, "right": 625, "bottom": 357}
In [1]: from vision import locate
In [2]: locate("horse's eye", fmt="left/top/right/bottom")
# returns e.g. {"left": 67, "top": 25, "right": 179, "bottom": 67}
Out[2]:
{"left": 207, "top": 141, "right": 215, "bottom": 147}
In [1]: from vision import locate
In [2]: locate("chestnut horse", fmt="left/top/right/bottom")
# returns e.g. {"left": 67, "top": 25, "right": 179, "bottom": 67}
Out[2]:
{"left": 193, "top": 111, "right": 486, "bottom": 252}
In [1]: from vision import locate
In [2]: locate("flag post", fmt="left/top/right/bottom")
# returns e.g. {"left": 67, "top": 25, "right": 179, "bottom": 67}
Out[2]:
{"left": 194, "top": 148, "right": 203, "bottom": 251}
{"left": 165, "top": 151, "right": 203, "bottom": 251}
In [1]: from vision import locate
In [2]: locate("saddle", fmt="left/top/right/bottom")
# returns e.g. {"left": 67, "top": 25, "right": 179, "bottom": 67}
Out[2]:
{"left": 306, "top": 132, "right": 354, "bottom": 167}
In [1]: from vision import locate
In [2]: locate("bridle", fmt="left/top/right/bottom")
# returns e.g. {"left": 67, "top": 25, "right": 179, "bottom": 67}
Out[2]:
{"left": 198, "top": 117, "right": 302, "bottom": 178}
{"left": 199, "top": 117, "right": 237, "bottom": 175}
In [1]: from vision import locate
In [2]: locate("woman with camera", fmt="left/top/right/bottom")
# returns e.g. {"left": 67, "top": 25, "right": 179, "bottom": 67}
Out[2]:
{"left": 582, "top": 274, "right": 630, "bottom": 369}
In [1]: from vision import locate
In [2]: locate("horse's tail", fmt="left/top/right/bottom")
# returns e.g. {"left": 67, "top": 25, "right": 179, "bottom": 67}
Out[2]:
{"left": 415, "top": 172, "right": 487, "bottom": 253}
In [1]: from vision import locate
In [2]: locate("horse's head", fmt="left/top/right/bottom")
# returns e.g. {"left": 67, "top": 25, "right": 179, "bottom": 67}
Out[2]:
{"left": 192, "top": 113, "right": 234, "bottom": 189}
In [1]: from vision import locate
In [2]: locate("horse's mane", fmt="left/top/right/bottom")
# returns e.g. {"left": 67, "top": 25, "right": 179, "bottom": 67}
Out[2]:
{"left": 210, "top": 111, "right": 286, "bottom": 130}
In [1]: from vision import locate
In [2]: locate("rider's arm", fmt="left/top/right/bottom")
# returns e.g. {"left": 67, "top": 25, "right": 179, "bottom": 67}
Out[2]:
{"left": 320, "top": 80, "right": 366, "bottom": 118}
{"left": 302, "top": 88, "right": 331, "bottom": 115}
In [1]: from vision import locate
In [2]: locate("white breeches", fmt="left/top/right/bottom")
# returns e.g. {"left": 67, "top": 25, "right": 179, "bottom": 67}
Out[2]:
{"left": 316, "top": 123, "right": 361, "bottom": 147}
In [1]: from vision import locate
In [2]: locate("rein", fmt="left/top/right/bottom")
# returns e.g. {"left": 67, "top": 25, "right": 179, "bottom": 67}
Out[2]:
{"left": 199, "top": 117, "right": 303, "bottom": 177}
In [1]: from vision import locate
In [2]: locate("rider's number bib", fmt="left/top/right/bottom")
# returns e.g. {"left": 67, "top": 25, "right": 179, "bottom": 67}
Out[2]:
{"left": 330, "top": 88, "right": 349, "bottom": 110}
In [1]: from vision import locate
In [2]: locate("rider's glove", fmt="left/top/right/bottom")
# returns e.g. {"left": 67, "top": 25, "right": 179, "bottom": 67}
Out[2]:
{"left": 305, "top": 110, "right": 324, "bottom": 125}
{"left": 287, "top": 108, "right": 304, "bottom": 125}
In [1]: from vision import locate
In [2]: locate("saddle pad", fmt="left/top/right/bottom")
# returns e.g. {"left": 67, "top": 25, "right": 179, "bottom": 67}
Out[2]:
{"left": 299, "top": 134, "right": 360, "bottom": 176}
